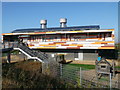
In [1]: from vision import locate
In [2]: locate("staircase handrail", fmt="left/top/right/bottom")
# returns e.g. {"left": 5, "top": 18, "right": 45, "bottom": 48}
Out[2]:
{"left": 16, "top": 43, "right": 48, "bottom": 61}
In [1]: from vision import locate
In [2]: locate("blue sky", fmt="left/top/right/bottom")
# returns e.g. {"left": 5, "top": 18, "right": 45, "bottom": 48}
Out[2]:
{"left": 2, "top": 2, "right": 118, "bottom": 42}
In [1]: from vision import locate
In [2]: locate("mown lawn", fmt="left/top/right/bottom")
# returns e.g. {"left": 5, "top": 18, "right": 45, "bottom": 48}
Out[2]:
{"left": 69, "top": 63, "right": 120, "bottom": 69}
{"left": 68, "top": 64, "right": 95, "bottom": 70}
{"left": 115, "top": 66, "right": 120, "bottom": 70}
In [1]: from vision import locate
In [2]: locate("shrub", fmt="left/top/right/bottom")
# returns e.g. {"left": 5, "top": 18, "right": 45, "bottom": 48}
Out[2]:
{"left": 2, "top": 61, "right": 77, "bottom": 89}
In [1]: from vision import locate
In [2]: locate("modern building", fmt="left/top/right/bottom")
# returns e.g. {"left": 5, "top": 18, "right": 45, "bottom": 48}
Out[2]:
{"left": 2, "top": 18, "right": 116, "bottom": 61}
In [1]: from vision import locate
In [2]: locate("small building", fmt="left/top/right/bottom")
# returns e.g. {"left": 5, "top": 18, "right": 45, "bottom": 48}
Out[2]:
{"left": 2, "top": 18, "right": 116, "bottom": 61}
{"left": 95, "top": 58, "right": 116, "bottom": 78}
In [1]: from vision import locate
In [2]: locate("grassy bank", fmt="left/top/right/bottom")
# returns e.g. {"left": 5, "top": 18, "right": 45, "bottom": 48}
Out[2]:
{"left": 2, "top": 61, "right": 78, "bottom": 89}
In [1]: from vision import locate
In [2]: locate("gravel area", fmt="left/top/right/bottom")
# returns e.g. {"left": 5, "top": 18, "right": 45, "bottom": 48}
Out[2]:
{"left": 81, "top": 69, "right": 119, "bottom": 88}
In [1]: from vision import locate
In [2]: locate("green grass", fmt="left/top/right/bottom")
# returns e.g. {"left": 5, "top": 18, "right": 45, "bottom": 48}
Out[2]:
{"left": 115, "top": 66, "right": 120, "bottom": 69}
{"left": 68, "top": 63, "right": 120, "bottom": 70}
{"left": 99, "top": 77, "right": 109, "bottom": 81}
{"left": 11, "top": 50, "right": 19, "bottom": 54}
{"left": 68, "top": 64, "right": 95, "bottom": 70}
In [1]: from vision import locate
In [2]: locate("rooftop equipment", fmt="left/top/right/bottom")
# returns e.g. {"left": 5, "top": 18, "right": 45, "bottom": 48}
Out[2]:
{"left": 60, "top": 18, "right": 67, "bottom": 28}
{"left": 40, "top": 20, "right": 47, "bottom": 29}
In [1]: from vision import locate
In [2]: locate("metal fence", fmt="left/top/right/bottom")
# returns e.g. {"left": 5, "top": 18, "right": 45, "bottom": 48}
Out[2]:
{"left": 42, "top": 61, "right": 119, "bottom": 88}
{"left": 60, "top": 64, "right": 119, "bottom": 88}
{"left": 59, "top": 64, "right": 80, "bottom": 85}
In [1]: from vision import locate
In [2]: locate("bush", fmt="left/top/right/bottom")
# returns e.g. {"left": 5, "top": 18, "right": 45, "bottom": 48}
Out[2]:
{"left": 2, "top": 61, "right": 76, "bottom": 89}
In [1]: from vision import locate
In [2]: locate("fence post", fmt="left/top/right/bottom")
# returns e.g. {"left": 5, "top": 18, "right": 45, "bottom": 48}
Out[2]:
{"left": 80, "top": 67, "right": 82, "bottom": 86}
{"left": 110, "top": 73, "right": 112, "bottom": 89}
{"left": 60, "top": 64, "right": 62, "bottom": 78}
{"left": 112, "top": 60, "right": 115, "bottom": 77}
{"left": 42, "top": 62, "right": 44, "bottom": 74}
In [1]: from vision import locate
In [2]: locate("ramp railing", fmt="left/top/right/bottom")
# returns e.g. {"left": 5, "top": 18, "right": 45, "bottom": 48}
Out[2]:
{"left": 14, "top": 43, "right": 48, "bottom": 62}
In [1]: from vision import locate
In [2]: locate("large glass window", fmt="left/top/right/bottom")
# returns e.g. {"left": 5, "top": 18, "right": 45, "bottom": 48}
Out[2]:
{"left": 28, "top": 32, "right": 112, "bottom": 42}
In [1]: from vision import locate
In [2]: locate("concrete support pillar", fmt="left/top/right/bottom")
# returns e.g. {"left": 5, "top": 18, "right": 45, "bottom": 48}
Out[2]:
{"left": 3, "top": 43, "right": 5, "bottom": 48}
{"left": 7, "top": 51, "right": 11, "bottom": 63}
{"left": 21, "top": 53, "right": 26, "bottom": 61}
{"left": 75, "top": 51, "right": 83, "bottom": 60}
{"left": 78, "top": 51, "right": 83, "bottom": 61}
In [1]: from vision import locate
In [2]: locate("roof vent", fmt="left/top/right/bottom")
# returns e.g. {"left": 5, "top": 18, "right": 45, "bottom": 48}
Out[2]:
{"left": 60, "top": 18, "right": 67, "bottom": 27}
{"left": 40, "top": 20, "right": 47, "bottom": 29}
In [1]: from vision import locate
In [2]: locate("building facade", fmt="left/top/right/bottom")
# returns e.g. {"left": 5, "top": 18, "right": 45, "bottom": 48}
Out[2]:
{"left": 2, "top": 19, "right": 116, "bottom": 61}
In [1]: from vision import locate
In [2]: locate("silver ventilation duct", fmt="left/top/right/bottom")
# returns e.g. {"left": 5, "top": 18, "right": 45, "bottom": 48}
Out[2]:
{"left": 40, "top": 20, "right": 47, "bottom": 29}
{"left": 60, "top": 18, "right": 67, "bottom": 27}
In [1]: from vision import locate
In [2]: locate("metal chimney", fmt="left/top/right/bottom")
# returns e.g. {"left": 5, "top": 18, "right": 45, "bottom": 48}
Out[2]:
{"left": 40, "top": 20, "right": 47, "bottom": 29}
{"left": 60, "top": 18, "right": 67, "bottom": 27}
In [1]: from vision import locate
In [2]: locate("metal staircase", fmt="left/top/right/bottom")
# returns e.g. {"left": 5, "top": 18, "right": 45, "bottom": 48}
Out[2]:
{"left": 14, "top": 43, "right": 48, "bottom": 63}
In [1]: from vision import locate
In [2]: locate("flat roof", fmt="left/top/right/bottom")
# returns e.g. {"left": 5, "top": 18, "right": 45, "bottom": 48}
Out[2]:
{"left": 12, "top": 25, "right": 100, "bottom": 33}
{"left": 2, "top": 29, "right": 114, "bottom": 36}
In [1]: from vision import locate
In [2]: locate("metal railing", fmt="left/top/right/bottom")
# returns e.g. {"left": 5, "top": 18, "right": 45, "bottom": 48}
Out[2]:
{"left": 18, "top": 44, "right": 48, "bottom": 61}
